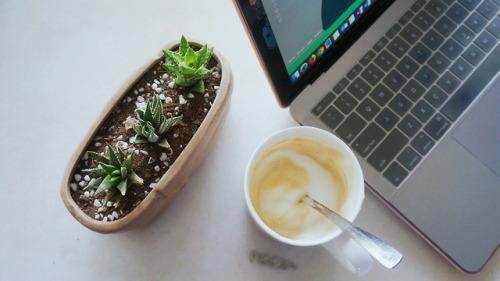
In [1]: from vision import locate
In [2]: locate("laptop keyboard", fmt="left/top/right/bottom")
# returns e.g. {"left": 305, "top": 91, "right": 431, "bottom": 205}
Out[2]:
{"left": 312, "top": 0, "right": 500, "bottom": 187}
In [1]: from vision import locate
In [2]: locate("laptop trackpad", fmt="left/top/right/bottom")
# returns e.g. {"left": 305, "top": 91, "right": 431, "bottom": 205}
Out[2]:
{"left": 390, "top": 138, "right": 500, "bottom": 273}
{"left": 452, "top": 78, "right": 500, "bottom": 176}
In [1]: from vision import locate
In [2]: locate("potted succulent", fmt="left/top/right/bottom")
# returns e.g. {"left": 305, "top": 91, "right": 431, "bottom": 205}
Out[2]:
{"left": 61, "top": 36, "right": 233, "bottom": 233}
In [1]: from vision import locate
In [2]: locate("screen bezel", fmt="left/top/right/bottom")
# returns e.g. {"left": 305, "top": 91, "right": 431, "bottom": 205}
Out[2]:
{"left": 233, "top": 0, "right": 396, "bottom": 107}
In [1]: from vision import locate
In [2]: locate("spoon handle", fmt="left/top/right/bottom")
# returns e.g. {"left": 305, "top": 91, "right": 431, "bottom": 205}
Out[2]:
{"left": 302, "top": 196, "right": 403, "bottom": 269}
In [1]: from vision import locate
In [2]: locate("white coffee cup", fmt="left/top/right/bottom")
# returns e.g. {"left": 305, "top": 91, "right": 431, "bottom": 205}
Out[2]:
{"left": 244, "top": 126, "right": 373, "bottom": 275}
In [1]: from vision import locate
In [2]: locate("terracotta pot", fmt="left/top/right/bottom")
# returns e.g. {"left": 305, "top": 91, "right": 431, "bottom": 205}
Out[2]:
{"left": 61, "top": 38, "right": 233, "bottom": 233}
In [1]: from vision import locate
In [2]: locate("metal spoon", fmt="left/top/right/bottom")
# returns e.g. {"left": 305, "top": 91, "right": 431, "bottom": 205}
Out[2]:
{"left": 301, "top": 195, "right": 403, "bottom": 269}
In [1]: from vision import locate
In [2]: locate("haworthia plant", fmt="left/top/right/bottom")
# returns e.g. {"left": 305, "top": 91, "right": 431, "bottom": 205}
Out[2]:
{"left": 133, "top": 94, "right": 182, "bottom": 149}
{"left": 83, "top": 143, "right": 143, "bottom": 207}
{"left": 162, "top": 35, "right": 214, "bottom": 93}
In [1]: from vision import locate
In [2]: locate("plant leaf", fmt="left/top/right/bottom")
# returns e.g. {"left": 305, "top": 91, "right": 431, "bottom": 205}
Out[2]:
{"left": 184, "top": 48, "right": 198, "bottom": 68}
{"left": 129, "top": 171, "right": 144, "bottom": 185}
{"left": 86, "top": 151, "right": 108, "bottom": 164}
{"left": 106, "top": 143, "right": 121, "bottom": 168}
{"left": 179, "top": 35, "right": 189, "bottom": 55}
{"left": 100, "top": 162, "right": 117, "bottom": 175}
{"left": 95, "top": 175, "right": 114, "bottom": 195}
{"left": 191, "top": 80, "right": 205, "bottom": 93}
{"left": 82, "top": 168, "right": 108, "bottom": 177}
{"left": 158, "top": 139, "right": 171, "bottom": 149}
{"left": 163, "top": 50, "right": 183, "bottom": 66}
{"left": 117, "top": 179, "right": 127, "bottom": 196}
{"left": 84, "top": 177, "right": 103, "bottom": 190}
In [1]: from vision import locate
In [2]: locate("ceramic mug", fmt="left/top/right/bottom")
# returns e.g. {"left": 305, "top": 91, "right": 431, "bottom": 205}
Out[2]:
{"left": 244, "top": 126, "right": 373, "bottom": 275}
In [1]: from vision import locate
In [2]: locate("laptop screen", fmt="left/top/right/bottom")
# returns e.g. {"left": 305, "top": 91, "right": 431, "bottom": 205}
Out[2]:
{"left": 235, "top": 0, "right": 394, "bottom": 106}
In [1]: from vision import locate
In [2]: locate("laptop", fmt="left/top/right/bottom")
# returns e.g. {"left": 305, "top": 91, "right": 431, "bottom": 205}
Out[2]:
{"left": 233, "top": 0, "right": 499, "bottom": 273}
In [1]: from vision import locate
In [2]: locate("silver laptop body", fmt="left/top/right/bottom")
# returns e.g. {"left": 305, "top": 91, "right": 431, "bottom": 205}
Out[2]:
{"left": 234, "top": 0, "right": 500, "bottom": 273}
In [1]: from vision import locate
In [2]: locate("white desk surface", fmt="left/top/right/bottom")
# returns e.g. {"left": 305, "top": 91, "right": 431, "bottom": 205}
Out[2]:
{"left": 0, "top": 1, "right": 498, "bottom": 280}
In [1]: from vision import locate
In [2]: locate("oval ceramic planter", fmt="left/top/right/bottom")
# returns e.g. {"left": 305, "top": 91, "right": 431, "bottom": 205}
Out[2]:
{"left": 61, "top": 38, "right": 233, "bottom": 233}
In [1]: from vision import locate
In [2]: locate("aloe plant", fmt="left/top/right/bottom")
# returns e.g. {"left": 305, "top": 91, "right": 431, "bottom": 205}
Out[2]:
{"left": 162, "top": 36, "right": 213, "bottom": 93}
{"left": 83, "top": 143, "right": 143, "bottom": 207}
{"left": 134, "top": 94, "right": 182, "bottom": 149}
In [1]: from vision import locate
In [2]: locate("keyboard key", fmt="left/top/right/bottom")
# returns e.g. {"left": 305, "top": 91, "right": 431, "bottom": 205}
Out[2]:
{"left": 409, "top": 43, "right": 432, "bottom": 64}
{"left": 412, "top": 100, "right": 435, "bottom": 123}
{"left": 347, "top": 64, "right": 363, "bottom": 80}
{"left": 369, "top": 84, "right": 394, "bottom": 107}
{"left": 389, "top": 94, "right": 413, "bottom": 116}
{"left": 396, "top": 56, "right": 420, "bottom": 78}
{"left": 398, "top": 114, "right": 423, "bottom": 137}
{"left": 447, "top": 4, "right": 470, "bottom": 24}
{"left": 333, "top": 78, "right": 350, "bottom": 94}
{"left": 361, "top": 64, "right": 384, "bottom": 86}
{"left": 425, "top": 0, "right": 448, "bottom": 18}
{"left": 465, "top": 12, "right": 489, "bottom": 33}
{"left": 452, "top": 25, "right": 475, "bottom": 46}
{"left": 374, "top": 50, "right": 398, "bottom": 72}
{"left": 462, "top": 44, "right": 486, "bottom": 66}
{"left": 402, "top": 79, "right": 425, "bottom": 102}
{"left": 450, "top": 57, "right": 473, "bottom": 80}
{"left": 356, "top": 98, "right": 380, "bottom": 121}
{"left": 411, "top": 132, "right": 436, "bottom": 155}
{"left": 336, "top": 112, "right": 367, "bottom": 143}
{"left": 428, "top": 52, "right": 451, "bottom": 74}
{"left": 440, "top": 38, "right": 464, "bottom": 60}
{"left": 424, "top": 113, "right": 451, "bottom": 140}
{"left": 312, "top": 91, "right": 335, "bottom": 116}
{"left": 386, "top": 23, "right": 402, "bottom": 39}
{"left": 415, "top": 65, "right": 438, "bottom": 88}
{"left": 348, "top": 78, "right": 371, "bottom": 100}
{"left": 320, "top": 106, "right": 344, "bottom": 129}
{"left": 442, "top": 44, "right": 500, "bottom": 121}
{"left": 413, "top": 10, "right": 435, "bottom": 32}
{"left": 477, "top": 0, "right": 499, "bottom": 20}
{"left": 376, "top": 108, "right": 400, "bottom": 131}
{"left": 373, "top": 36, "right": 389, "bottom": 52}
{"left": 422, "top": 29, "right": 445, "bottom": 51}
{"left": 486, "top": 17, "right": 500, "bottom": 39}
{"left": 398, "top": 147, "right": 422, "bottom": 171}
{"left": 474, "top": 31, "right": 496, "bottom": 52}
{"left": 437, "top": 71, "right": 461, "bottom": 94}
{"left": 401, "top": 23, "right": 423, "bottom": 45}
{"left": 360, "top": 50, "right": 376, "bottom": 66}
{"left": 334, "top": 92, "right": 358, "bottom": 115}
{"left": 399, "top": 10, "right": 415, "bottom": 26}
{"left": 352, "top": 123, "right": 386, "bottom": 157}
{"left": 384, "top": 162, "right": 409, "bottom": 187}
{"left": 388, "top": 37, "right": 411, "bottom": 57}
{"left": 383, "top": 70, "right": 407, "bottom": 92}
{"left": 435, "top": 16, "right": 458, "bottom": 37}
{"left": 458, "top": 0, "right": 481, "bottom": 11}
{"left": 368, "top": 130, "right": 409, "bottom": 172}
{"left": 424, "top": 86, "right": 448, "bottom": 108}
{"left": 411, "top": 0, "right": 427, "bottom": 12}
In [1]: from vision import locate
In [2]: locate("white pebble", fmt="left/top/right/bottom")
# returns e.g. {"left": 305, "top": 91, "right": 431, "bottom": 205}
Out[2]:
{"left": 103, "top": 217, "right": 108, "bottom": 222}
{"left": 155, "top": 87, "right": 162, "bottom": 93}
{"left": 168, "top": 81, "right": 175, "bottom": 88}
{"left": 112, "top": 211, "right": 119, "bottom": 219}
{"left": 127, "top": 97, "right": 132, "bottom": 102}
{"left": 179, "top": 95, "right": 187, "bottom": 105}
{"left": 107, "top": 215, "right": 115, "bottom": 221}
{"left": 154, "top": 79, "right": 160, "bottom": 84}
{"left": 162, "top": 74, "right": 169, "bottom": 79}
{"left": 70, "top": 183, "right": 78, "bottom": 191}
{"left": 164, "top": 97, "right": 173, "bottom": 104}
{"left": 213, "top": 86, "right": 220, "bottom": 90}
{"left": 148, "top": 157, "right": 155, "bottom": 164}
{"left": 79, "top": 181, "right": 86, "bottom": 187}
{"left": 160, "top": 152, "right": 168, "bottom": 161}
{"left": 93, "top": 199, "right": 102, "bottom": 207}
{"left": 159, "top": 94, "right": 166, "bottom": 100}
{"left": 74, "top": 174, "right": 82, "bottom": 181}
{"left": 187, "top": 93, "right": 195, "bottom": 99}
{"left": 95, "top": 142, "right": 102, "bottom": 147}
{"left": 204, "top": 93, "right": 210, "bottom": 98}
{"left": 94, "top": 214, "right": 100, "bottom": 220}
{"left": 138, "top": 87, "right": 144, "bottom": 92}
{"left": 140, "top": 150, "right": 149, "bottom": 155}
{"left": 149, "top": 183, "right": 157, "bottom": 189}
{"left": 129, "top": 136, "right": 136, "bottom": 143}
{"left": 84, "top": 191, "right": 90, "bottom": 197}
{"left": 90, "top": 190, "right": 95, "bottom": 197}
{"left": 152, "top": 83, "right": 158, "bottom": 90}
{"left": 204, "top": 108, "right": 208, "bottom": 113}
{"left": 154, "top": 165, "right": 160, "bottom": 172}
{"left": 106, "top": 201, "right": 113, "bottom": 207}
{"left": 84, "top": 175, "right": 91, "bottom": 182}
{"left": 137, "top": 96, "right": 145, "bottom": 102}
